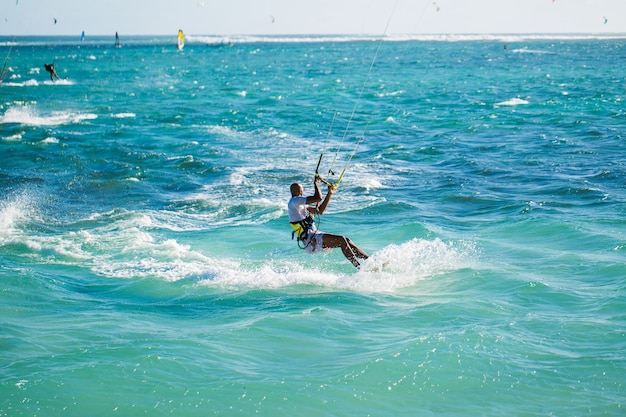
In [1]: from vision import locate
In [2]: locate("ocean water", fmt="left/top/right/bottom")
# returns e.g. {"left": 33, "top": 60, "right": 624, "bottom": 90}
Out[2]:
{"left": 1, "top": 34, "right": 625, "bottom": 416}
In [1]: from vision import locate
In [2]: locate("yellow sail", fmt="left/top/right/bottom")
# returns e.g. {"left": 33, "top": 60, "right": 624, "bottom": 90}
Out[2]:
{"left": 177, "top": 30, "right": 185, "bottom": 50}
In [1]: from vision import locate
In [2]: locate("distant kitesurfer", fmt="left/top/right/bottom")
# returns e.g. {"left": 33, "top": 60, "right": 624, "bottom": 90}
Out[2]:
{"left": 288, "top": 176, "right": 369, "bottom": 268}
{"left": 44, "top": 63, "right": 60, "bottom": 81}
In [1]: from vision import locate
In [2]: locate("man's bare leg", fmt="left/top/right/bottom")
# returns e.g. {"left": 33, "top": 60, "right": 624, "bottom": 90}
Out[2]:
{"left": 323, "top": 233, "right": 369, "bottom": 268}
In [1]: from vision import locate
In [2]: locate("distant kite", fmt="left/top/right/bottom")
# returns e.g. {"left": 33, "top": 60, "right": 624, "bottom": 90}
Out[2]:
{"left": 271, "top": 15, "right": 276, "bottom": 24}
{"left": 53, "top": 18, "right": 57, "bottom": 24}
{"left": 433, "top": 2, "right": 440, "bottom": 12}
{"left": 603, "top": 16, "right": 608, "bottom": 24}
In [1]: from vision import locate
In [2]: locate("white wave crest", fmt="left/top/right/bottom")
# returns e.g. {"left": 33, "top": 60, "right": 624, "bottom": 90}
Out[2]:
{"left": 495, "top": 98, "right": 529, "bottom": 107}
{"left": 197, "top": 238, "right": 477, "bottom": 294}
{"left": 344, "top": 238, "right": 476, "bottom": 292}
{"left": 1, "top": 79, "right": 39, "bottom": 87}
{"left": 0, "top": 190, "right": 39, "bottom": 245}
{"left": 1, "top": 106, "right": 98, "bottom": 126}
{"left": 43, "top": 79, "right": 75, "bottom": 86}
{"left": 112, "top": 113, "right": 136, "bottom": 119}
{"left": 188, "top": 33, "right": 626, "bottom": 45}
{"left": 4, "top": 199, "right": 476, "bottom": 294}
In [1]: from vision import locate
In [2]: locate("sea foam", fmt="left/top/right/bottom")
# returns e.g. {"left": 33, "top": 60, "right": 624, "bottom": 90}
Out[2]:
{"left": 1, "top": 106, "right": 97, "bottom": 126}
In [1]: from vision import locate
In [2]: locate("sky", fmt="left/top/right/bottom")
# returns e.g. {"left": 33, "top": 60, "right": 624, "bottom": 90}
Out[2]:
{"left": 0, "top": 0, "right": 624, "bottom": 37}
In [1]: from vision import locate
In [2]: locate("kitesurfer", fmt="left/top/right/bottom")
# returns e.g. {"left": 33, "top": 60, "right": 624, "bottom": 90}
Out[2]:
{"left": 44, "top": 63, "right": 60, "bottom": 81}
{"left": 288, "top": 176, "right": 369, "bottom": 268}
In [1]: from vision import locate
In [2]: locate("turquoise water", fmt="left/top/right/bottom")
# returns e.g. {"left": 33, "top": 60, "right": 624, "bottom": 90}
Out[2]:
{"left": 1, "top": 34, "right": 625, "bottom": 416}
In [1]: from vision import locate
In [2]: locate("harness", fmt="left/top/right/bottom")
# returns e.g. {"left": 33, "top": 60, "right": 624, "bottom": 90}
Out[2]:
{"left": 290, "top": 214, "right": 315, "bottom": 249}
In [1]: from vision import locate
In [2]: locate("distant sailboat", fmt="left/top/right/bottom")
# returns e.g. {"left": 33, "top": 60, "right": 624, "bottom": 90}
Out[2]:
{"left": 81, "top": 31, "right": 85, "bottom": 42}
{"left": 115, "top": 32, "right": 121, "bottom": 48}
{"left": 177, "top": 29, "right": 185, "bottom": 50}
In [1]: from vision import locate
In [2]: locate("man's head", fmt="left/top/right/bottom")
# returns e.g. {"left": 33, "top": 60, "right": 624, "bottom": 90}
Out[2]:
{"left": 290, "top": 182, "right": 303, "bottom": 197}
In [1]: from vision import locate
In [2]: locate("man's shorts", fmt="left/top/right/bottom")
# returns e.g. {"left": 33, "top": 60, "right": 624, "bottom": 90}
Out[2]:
{"left": 303, "top": 231, "right": 325, "bottom": 254}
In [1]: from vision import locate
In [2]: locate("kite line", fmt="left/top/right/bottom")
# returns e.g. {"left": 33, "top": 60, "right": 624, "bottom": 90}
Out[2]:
{"left": 316, "top": 0, "right": 400, "bottom": 191}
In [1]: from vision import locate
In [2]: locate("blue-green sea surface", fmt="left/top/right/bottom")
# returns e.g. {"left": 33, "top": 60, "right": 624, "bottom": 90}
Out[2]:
{"left": 1, "top": 34, "right": 625, "bottom": 416}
